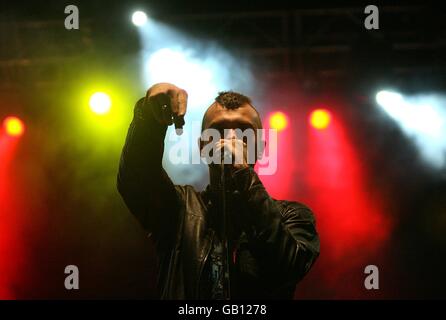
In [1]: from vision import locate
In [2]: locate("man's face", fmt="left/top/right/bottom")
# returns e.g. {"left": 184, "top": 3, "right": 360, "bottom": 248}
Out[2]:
{"left": 199, "top": 103, "right": 263, "bottom": 165}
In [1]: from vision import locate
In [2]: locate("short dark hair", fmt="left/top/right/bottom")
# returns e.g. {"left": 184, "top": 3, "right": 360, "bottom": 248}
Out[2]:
{"left": 215, "top": 91, "right": 252, "bottom": 109}
{"left": 201, "top": 91, "right": 261, "bottom": 131}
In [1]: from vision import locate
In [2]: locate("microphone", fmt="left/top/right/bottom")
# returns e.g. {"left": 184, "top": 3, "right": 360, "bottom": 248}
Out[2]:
{"left": 173, "top": 115, "right": 185, "bottom": 135}
{"left": 221, "top": 148, "right": 232, "bottom": 166}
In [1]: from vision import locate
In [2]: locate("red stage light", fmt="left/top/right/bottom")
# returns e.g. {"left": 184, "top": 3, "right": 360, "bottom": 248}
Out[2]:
{"left": 309, "top": 109, "right": 331, "bottom": 130}
{"left": 304, "top": 115, "right": 391, "bottom": 298}
{"left": 269, "top": 112, "right": 288, "bottom": 131}
{"left": 3, "top": 116, "right": 25, "bottom": 137}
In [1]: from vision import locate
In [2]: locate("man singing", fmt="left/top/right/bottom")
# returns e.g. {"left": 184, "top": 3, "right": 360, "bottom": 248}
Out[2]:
{"left": 117, "top": 82, "right": 320, "bottom": 299}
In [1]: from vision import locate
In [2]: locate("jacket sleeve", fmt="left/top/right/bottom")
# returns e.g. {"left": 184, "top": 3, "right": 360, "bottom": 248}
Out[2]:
{"left": 232, "top": 166, "right": 320, "bottom": 294}
{"left": 117, "top": 98, "right": 180, "bottom": 245}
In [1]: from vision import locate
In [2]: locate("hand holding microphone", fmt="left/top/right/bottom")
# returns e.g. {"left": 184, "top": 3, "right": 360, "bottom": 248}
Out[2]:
{"left": 144, "top": 83, "right": 188, "bottom": 135}
{"left": 215, "top": 138, "right": 249, "bottom": 170}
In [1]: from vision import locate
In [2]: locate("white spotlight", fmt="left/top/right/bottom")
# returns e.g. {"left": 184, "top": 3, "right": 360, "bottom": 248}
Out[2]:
{"left": 132, "top": 11, "right": 147, "bottom": 26}
{"left": 145, "top": 48, "right": 217, "bottom": 110}
{"left": 376, "top": 90, "right": 406, "bottom": 122}
{"left": 376, "top": 90, "right": 404, "bottom": 108}
{"left": 376, "top": 90, "right": 446, "bottom": 169}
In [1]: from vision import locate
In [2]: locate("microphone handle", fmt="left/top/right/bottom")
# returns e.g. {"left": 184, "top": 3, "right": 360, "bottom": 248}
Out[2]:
{"left": 173, "top": 115, "right": 185, "bottom": 135}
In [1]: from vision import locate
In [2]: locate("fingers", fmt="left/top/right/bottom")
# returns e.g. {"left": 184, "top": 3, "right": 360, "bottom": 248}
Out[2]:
{"left": 168, "top": 89, "right": 179, "bottom": 115}
{"left": 214, "top": 139, "right": 247, "bottom": 165}
{"left": 177, "top": 89, "right": 188, "bottom": 117}
{"left": 146, "top": 83, "right": 188, "bottom": 130}
{"left": 166, "top": 88, "right": 187, "bottom": 116}
{"left": 168, "top": 89, "right": 187, "bottom": 134}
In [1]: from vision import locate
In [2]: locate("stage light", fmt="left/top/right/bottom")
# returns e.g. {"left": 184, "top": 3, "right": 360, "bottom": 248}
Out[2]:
{"left": 376, "top": 90, "right": 446, "bottom": 168}
{"left": 89, "top": 92, "right": 111, "bottom": 115}
{"left": 269, "top": 112, "right": 288, "bottom": 131}
{"left": 376, "top": 90, "right": 443, "bottom": 137}
{"left": 310, "top": 109, "right": 331, "bottom": 130}
{"left": 132, "top": 11, "right": 147, "bottom": 26}
{"left": 376, "top": 90, "right": 403, "bottom": 108}
{"left": 146, "top": 48, "right": 217, "bottom": 110}
{"left": 3, "top": 116, "right": 25, "bottom": 137}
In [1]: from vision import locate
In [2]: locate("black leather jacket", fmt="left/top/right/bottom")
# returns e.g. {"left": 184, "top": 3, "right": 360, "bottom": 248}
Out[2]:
{"left": 117, "top": 99, "right": 320, "bottom": 299}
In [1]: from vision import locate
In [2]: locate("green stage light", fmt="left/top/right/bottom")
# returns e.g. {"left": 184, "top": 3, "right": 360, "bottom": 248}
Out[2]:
{"left": 89, "top": 92, "right": 111, "bottom": 115}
